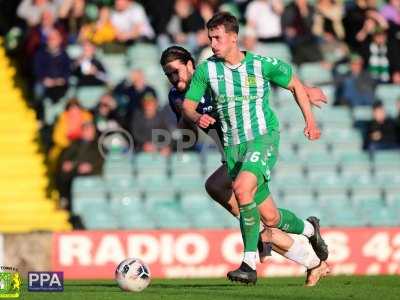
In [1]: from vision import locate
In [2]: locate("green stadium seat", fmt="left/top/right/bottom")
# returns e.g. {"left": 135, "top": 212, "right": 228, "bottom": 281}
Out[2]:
{"left": 316, "top": 109, "right": 353, "bottom": 126}
{"left": 145, "top": 190, "right": 177, "bottom": 207}
{"left": 102, "top": 53, "right": 128, "bottom": 67}
{"left": 191, "top": 211, "right": 226, "bottom": 228}
{"left": 153, "top": 206, "right": 192, "bottom": 228}
{"left": 72, "top": 193, "right": 108, "bottom": 215}
{"left": 353, "top": 106, "right": 372, "bottom": 121}
{"left": 324, "top": 128, "right": 361, "bottom": 143}
{"left": 257, "top": 43, "right": 291, "bottom": 62}
{"left": 66, "top": 44, "right": 82, "bottom": 59}
{"left": 375, "top": 84, "right": 400, "bottom": 117}
{"left": 296, "top": 141, "right": 330, "bottom": 158}
{"left": 72, "top": 176, "right": 106, "bottom": 197}
{"left": 119, "top": 213, "right": 157, "bottom": 229}
{"left": 109, "top": 193, "right": 156, "bottom": 229}
{"left": 318, "top": 194, "right": 351, "bottom": 210}
{"left": 110, "top": 193, "right": 144, "bottom": 212}
{"left": 82, "top": 209, "right": 119, "bottom": 229}
{"left": 299, "top": 62, "right": 333, "bottom": 85}
{"left": 317, "top": 186, "right": 348, "bottom": 199}
{"left": 181, "top": 191, "right": 214, "bottom": 211}
{"left": 173, "top": 176, "right": 205, "bottom": 194}
{"left": 76, "top": 86, "right": 107, "bottom": 109}
{"left": 309, "top": 173, "right": 342, "bottom": 187}
{"left": 367, "top": 208, "right": 399, "bottom": 226}
{"left": 373, "top": 151, "right": 400, "bottom": 165}
{"left": 105, "top": 175, "right": 139, "bottom": 194}
{"left": 351, "top": 186, "right": 382, "bottom": 201}
{"left": 127, "top": 43, "right": 159, "bottom": 65}
{"left": 339, "top": 153, "right": 372, "bottom": 178}
{"left": 324, "top": 210, "right": 365, "bottom": 227}
{"left": 205, "top": 151, "right": 223, "bottom": 167}
{"left": 135, "top": 153, "right": 167, "bottom": 169}
{"left": 376, "top": 84, "right": 400, "bottom": 102}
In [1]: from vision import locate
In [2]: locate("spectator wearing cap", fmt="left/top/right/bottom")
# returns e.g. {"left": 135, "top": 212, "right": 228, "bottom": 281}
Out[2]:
{"left": 366, "top": 101, "right": 399, "bottom": 151}
{"left": 55, "top": 121, "right": 103, "bottom": 211}
{"left": 129, "top": 93, "right": 171, "bottom": 156}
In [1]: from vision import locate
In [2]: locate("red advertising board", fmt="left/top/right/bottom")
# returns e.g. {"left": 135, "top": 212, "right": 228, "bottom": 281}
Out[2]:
{"left": 52, "top": 228, "right": 400, "bottom": 279}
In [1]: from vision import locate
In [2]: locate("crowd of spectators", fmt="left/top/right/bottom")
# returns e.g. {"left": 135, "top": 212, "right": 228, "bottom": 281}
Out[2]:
{"left": 1, "top": 0, "right": 400, "bottom": 207}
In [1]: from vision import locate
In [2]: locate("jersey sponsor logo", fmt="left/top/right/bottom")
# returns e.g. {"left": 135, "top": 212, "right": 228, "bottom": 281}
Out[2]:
{"left": 216, "top": 94, "right": 259, "bottom": 103}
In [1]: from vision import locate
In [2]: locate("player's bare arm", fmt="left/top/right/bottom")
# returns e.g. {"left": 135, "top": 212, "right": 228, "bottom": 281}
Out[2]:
{"left": 182, "top": 99, "right": 216, "bottom": 129}
{"left": 287, "top": 76, "right": 321, "bottom": 140}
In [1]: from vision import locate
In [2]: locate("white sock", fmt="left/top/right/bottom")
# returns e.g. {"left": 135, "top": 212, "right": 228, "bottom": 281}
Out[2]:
{"left": 302, "top": 220, "right": 315, "bottom": 238}
{"left": 243, "top": 251, "right": 257, "bottom": 270}
{"left": 284, "top": 237, "right": 320, "bottom": 269}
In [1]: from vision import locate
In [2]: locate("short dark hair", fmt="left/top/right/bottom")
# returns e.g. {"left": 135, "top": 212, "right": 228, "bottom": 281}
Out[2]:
{"left": 372, "top": 100, "right": 383, "bottom": 109}
{"left": 66, "top": 98, "right": 81, "bottom": 110}
{"left": 160, "top": 46, "right": 195, "bottom": 67}
{"left": 206, "top": 12, "right": 239, "bottom": 34}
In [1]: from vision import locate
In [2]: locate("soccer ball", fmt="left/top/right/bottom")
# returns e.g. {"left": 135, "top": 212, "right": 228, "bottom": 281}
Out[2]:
{"left": 115, "top": 258, "right": 151, "bottom": 292}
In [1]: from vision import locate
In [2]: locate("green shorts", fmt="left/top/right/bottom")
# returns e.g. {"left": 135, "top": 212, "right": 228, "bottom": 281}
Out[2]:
{"left": 224, "top": 130, "right": 280, "bottom": 205}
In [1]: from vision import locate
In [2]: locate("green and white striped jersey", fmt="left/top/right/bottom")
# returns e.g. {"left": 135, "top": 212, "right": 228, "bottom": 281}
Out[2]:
{"left": 185, "top": 51, "right": 293, "bottom": 146}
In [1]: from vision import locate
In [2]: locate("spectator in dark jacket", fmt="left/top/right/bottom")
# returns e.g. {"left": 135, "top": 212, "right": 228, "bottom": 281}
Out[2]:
{"left": 33, "top": 28, "right": 70, "bottom": 103}
{"left": 72, "top": 41, "right": 108, "bottom": 87}
{"left": 129, "top": 93, "right": 171, "bottom": 156}
{"left": 113, "top": 69, "right": 157, "bottom": 126}
{"left": 366, "top": 100, "right": 399, "bottom": 151}
{"left": 282, "top": 0, "right": 323, "bottom": 65}
{"left": 335, "top": 54, "right": 376, "bottom": 106}
{"left": 56, "top": 121, "right": 104, "bottom": 210}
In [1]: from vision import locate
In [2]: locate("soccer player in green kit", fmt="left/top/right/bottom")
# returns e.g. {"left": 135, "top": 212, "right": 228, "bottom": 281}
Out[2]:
{"left": 182, "top": 12, "right": 329, "bottom": 284}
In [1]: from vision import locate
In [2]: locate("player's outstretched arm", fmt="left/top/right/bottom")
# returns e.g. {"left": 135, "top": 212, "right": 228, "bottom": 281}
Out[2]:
{"left": 287, "top": 76, "right": 321, "bottom": 140}
{"left": 183, "top": 99, "right": 216, "bottom": 129}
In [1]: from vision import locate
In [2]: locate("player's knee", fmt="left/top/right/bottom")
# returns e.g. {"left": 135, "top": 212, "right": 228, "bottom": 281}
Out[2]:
{"left": 232, "top": 180, "right": 252, "bottom": 204}
{"left": 263, "top": 210, "right": 280, "bottom": 227}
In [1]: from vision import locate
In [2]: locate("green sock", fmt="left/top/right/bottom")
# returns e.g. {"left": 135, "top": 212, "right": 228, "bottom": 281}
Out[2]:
{"left": 239, "top": 202, "right": 260, "bottom": 252}
{"left": 277, "top": 208, "right": 305, "bottom": 234}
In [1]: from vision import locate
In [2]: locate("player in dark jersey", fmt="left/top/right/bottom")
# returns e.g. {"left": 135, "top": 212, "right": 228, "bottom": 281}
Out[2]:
{"left": 160, "top": 46, "right": 329, "bottom": 286}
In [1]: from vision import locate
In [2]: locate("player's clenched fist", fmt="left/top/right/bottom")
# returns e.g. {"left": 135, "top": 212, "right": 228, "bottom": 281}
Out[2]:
{"left": 196, "top": 114, "right": 216, "bottom": 129}
{"left": 304, "top": 123, "right": 321, "bottom": 140}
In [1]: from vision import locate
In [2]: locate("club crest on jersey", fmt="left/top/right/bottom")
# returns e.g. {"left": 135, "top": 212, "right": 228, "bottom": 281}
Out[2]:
{"left": 247, "top": 75, "right": 257, "bottom": 87}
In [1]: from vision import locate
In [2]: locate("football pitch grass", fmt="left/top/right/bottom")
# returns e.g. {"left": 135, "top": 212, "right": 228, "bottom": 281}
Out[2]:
{"left": 19, "top": 275, "right": 399, "bottom": 300}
